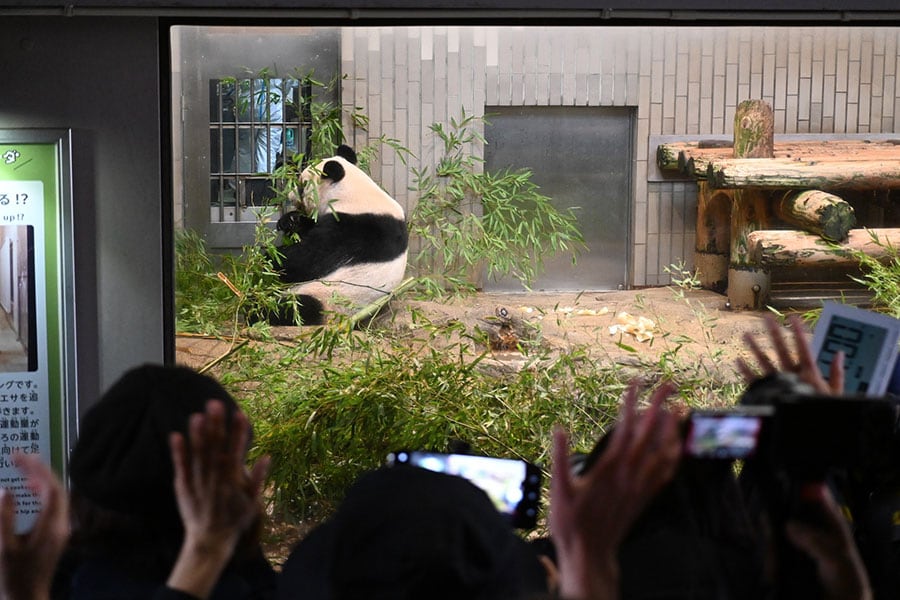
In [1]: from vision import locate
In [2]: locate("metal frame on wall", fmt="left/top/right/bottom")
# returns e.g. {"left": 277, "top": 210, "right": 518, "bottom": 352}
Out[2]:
{"left": 0, "top": 129, "right": 76, "bottom": 533}
{"left": 3, "top": 0, "right": 900, "bottom": 13}
{"left": 4, "top": 1, "right": 900, "bottom": 23}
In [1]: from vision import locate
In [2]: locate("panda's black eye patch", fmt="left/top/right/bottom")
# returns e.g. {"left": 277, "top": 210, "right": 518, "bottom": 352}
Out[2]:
{"left": 322, "top": 160, "right": 346, "bottom": 183}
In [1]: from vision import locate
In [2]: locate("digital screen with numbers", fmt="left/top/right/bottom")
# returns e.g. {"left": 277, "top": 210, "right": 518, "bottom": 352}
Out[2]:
{"left": 816, "top": 315, "right": 888, "bottom": 393}
{"left": 812, "top": 302, "right": 900, "bottom": 396}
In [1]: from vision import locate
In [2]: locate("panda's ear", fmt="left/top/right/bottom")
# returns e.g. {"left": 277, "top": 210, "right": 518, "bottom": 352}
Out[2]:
{"left": 321, "top": 160, "right": 346, "bottom": 183}
{"left": 335, "top": 144, "right": 358, "bottom": 165}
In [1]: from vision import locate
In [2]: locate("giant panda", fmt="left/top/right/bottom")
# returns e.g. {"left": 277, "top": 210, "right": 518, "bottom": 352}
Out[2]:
{"left": 267, "top": 144, "right": 408, "bottom": 325}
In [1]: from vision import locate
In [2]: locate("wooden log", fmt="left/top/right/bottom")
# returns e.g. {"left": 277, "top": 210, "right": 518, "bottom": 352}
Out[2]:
{"left": 773, "top": 139, "right": 900, "bottom": 162}
{"left": 656, "top": 144, "right": 682, "bottom": 172}
{"left": 656, "top": 138, "right": 900, "bottom": 174}
{"left": 696, "top": 184, "right": 732, "bottom": 255}
{"left": 773, "top": 189, "right": 856, "bottom": 242}
{"left": 678, "top": 140, "right": 734, "bottom": 176}
{"left": 729, "top": 190, "right": 771, "bottom": 267}
{"left": 694, "top": 183, "right": 732, "bottom": 293}
{"left": 656, "top": 139, "right": 733, "bottom": 172}
{"left": 707, "top": 158, "right": 900, "bottom": 190}
{"left": 748, "top": 228, "right": 900, "bottom": 268}
{"left": 729, "top": 100, "right": 774, "bottom": 310}
{"left": 733, "top": 99, "right": 774, "bottom": 159}
{"left": 683, "top": 154, "right": 715, "bottom": 179}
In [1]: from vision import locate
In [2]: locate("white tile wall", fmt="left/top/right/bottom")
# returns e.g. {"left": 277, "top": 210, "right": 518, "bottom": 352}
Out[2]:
{"left": 341, "top": 26, "right": 900, "bottom": 287}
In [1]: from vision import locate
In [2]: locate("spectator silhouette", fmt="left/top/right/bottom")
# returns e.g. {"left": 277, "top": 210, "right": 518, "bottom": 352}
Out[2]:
{"left": 277, "top": 463, "right": 549, "bottom": 600}
{"left": 51, "top": 364, "right": 272, "bottom": 600}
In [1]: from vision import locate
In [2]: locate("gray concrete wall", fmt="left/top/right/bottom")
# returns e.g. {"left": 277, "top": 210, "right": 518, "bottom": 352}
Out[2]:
{"left": 0, "top": 17, "right": 165, "bottom": 415}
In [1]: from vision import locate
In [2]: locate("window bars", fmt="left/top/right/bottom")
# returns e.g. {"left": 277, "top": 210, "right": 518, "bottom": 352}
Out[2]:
{"left": 209, "top": 77, "right": 312, "bottom": 222}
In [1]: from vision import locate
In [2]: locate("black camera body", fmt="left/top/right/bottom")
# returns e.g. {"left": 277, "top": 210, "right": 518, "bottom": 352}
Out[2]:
{"left": 711, "top": 372, "right": 900, "bottom": 599}
{"left": 685, "top": 372, "right": 900, "bottom": 483}
{"left": 766, "top": 394, "right": 898, "bottom": 482}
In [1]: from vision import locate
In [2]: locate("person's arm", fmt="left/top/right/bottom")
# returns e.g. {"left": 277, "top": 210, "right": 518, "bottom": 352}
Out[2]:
{"left": 165, "top": 400, "right": 270, "bottom": 599}
{"left": 737, "top": 313, "right": 844, "bottom": 395}
{"left": 0, "top": 453, "right": 70, "bottom": 600}
{"left": 785, "top": 483, "right": 872, "bottom": 600}
{"left": 550, "top": 380, "right": 683, "bottom": 600}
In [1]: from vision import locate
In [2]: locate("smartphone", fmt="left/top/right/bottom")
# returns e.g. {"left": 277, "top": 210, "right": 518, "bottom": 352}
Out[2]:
{"left": 386, "top": 450, "right": 542, "bottom": 529}
{"left": 684, "top": 409, "right": 770, "bottom": 460}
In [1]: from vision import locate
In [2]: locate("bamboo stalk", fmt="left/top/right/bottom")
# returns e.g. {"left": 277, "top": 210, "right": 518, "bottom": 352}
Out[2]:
{"left": 198, "top": 338, "right": 249, "bottom": 374}
{"left": 217, "top": 271, "right": 244, "bottom": 298}
{"left": 349, "top": 277, "right": 417, "bottom": 328}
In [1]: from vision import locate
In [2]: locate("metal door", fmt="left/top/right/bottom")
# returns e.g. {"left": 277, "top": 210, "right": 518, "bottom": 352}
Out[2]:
{"left": 483, "top": 106, "right": 633, "bottom": 291}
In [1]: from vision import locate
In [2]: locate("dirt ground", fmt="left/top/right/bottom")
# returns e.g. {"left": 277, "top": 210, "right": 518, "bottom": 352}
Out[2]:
{"left": 176, "top": 285, "right": 780, "bottom": 384}
{"left": 381, "top": 286, "right": 776, "bottom": 381}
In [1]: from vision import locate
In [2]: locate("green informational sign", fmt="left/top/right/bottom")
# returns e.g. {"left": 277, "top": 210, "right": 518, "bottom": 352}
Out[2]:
{"left": 0, "top": 130, "right": 76, "bottom": 533}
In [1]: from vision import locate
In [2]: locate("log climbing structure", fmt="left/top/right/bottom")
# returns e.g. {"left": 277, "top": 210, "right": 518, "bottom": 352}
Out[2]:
{"left": 656, "top": 99, "right": 900, "bottom": 310}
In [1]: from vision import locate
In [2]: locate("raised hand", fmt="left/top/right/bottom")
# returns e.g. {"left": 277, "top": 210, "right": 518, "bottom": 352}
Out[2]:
{"left": 166, "top": 400, "right": 270, "bottom": 599}
{"left": 786, "top": 483, "right": 873, "bottom": 600}
{"left": 550, "top": 380, "right": 683, "bottom": 600}
{"left": 737, "top": 313, "right": 844, "bottom": 395}
{"left": 0, "top": 453, "right": 70, "bottom": 600}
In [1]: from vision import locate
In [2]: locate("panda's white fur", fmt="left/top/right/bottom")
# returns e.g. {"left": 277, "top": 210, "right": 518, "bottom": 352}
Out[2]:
{"left": 285, "top": 254, "right": 408, "bottom": 308}
{"left": 299, "top": 154, "right": 405, "bottom": 221}
{"left": 268, "top": 145, "right": 408, "bottom": 325}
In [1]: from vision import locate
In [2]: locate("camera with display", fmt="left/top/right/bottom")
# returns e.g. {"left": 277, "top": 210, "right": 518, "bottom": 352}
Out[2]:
{"left": 684, "top": 371, "right": 899, "bottom": 486}
{"left": 719, "top": 371, "right": 900, "bottom": 599}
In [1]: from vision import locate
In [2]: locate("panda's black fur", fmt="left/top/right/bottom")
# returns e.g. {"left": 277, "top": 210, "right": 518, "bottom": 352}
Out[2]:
{"left": 275, "top": 209, "right": 408, "bottom": 284}
{"left": 266, "top": 144, "right": 408, "bottom": 326}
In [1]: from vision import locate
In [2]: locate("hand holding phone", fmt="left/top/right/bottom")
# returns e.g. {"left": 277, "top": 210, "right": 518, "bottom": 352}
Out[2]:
{"left": 386, "top": 450, "right": 542, "bottom": 529}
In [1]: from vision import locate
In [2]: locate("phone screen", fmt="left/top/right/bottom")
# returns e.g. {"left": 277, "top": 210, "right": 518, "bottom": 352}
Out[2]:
{"left": 684, "top": 413, "right": 763, "bottom": 459}
{"left": 386, "top": 450, "right": 541, "bottom": 528}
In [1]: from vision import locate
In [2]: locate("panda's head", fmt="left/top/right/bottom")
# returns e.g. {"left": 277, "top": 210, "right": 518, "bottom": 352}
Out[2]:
{"left": 299, "top": 145, "right": 405, "bottom": 220}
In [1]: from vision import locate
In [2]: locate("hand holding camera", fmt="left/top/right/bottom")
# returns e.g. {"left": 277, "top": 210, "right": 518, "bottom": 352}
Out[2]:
{"left": 737, "top": 313, "right": 844, "bottom": 396}
{"left": 550, "top": 379, "right": 683, "bottom": 600}
{"left": 731, "top": 306, "right": 900, "bottom": 600}
{"left": 786, "top": 483, "right": 873, "bottom": 600}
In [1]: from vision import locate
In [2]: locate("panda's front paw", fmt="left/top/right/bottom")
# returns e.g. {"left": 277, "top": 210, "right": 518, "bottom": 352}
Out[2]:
{"left": 277, "top": 211, "right": 315, "bottom": 235}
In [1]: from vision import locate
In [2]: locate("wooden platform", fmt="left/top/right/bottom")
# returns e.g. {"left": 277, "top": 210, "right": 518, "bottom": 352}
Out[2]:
{"left": 655, "top": 103, "right": 900, "bottom": 309}
{"left": 657, "top": 138, "right": 900, "bottom": 184}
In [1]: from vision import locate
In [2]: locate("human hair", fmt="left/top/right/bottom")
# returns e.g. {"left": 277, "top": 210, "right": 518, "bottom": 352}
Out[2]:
{"left": 62, "top": 363, "right": 263, "bottom": 580}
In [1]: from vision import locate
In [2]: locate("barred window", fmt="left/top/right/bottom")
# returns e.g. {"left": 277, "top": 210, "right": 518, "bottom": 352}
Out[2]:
{"left": 208, "top": 77, "right": 312, "bottom": 220}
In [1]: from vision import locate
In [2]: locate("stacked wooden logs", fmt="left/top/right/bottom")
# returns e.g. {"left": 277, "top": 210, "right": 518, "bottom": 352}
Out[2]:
{"left": 656, "top": 111, "right": 900, "bottom": 307}
{"left": 657, "top": 138, "right": 900, "bottom": 189}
